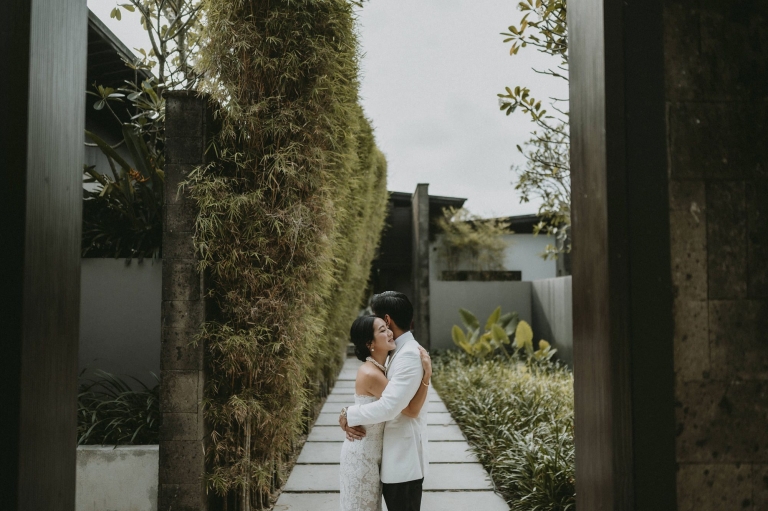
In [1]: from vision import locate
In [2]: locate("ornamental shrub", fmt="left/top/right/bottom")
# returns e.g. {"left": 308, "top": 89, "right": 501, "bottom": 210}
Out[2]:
{"left": 433, "top": 351, "right": 576, "bottom": 510}
{"left": 187, "top": 0, "right": 387, "bottom": 507}
{"left": 77, "top": 371, "right": 160, "bottom": 446}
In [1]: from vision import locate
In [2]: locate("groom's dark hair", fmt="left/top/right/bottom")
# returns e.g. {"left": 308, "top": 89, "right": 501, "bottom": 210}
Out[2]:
{"left": 371, "top": 291, "right": 413, "bottom": 331}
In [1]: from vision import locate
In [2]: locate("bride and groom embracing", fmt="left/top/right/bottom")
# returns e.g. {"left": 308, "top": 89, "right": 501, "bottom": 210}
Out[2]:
{"left": 338, "top": 291, "right": 433, "bottom": 511}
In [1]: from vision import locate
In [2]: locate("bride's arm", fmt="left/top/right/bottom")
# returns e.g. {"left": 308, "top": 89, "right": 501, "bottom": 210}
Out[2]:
{"left": 401, "top": 347, "right": 432, "bottom": 418}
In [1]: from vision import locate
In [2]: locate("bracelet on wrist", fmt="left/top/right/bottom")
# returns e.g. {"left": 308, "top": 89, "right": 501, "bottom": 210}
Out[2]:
{"left": 421, "top": 379, "right": 430, "bottom": 387}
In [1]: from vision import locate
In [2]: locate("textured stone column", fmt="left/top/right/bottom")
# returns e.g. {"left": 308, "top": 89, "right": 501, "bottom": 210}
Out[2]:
{"left": 665, "top": 1, "right": 768, "bottom": 509}
{"left": 159, "top": 92, "right": 210, "bottom": 511}
{"left": 411, "top": 183, "right": 430, "bottom": 348}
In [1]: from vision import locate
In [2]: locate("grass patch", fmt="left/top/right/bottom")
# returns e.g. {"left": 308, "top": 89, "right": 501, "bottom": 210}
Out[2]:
{"left": 432, "top": 351, "right": 575, "bottom": 511}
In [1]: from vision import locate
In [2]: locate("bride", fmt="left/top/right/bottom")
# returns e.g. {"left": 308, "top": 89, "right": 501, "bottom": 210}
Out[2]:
{"left": 338, "top": 315, "right": 432, "bottom": 511}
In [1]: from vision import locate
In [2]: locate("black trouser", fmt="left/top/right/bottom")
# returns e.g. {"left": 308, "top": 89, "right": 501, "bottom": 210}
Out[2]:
{"left": 382, "top": 478, "right": 423, "bottom": 511}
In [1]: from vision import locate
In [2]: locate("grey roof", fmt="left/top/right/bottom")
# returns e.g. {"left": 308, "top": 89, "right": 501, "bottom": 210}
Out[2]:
{"left": 87, "top": 9, "right": 151, "bottom": 89}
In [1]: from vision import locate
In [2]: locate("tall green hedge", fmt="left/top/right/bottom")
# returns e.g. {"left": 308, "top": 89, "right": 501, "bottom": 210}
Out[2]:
{"left": 188, "top": 1, "right": 387, "bottom": 507}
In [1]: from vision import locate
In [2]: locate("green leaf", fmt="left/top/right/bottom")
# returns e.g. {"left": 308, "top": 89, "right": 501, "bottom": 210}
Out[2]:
{"left": 515, "top": 320, "right": 533, "bottom": 351}
{"left": 85, "top": 130, "right": 132, "bottom": 173}
{"left": 121, "top": 125, "right": 153, "bottom": 179}
{"left": 498, "top": 311, "right": 519, "bottom": 329}
{"left": 452, "top": 325, "right": 467, "bottom": 347}
{"left": 491, "top": 324, "right": 511, "bottom": 345}
{"left": 110, "top": 7, "right": 122, "bottom": 20}
{"left": 459, "top": 308, "right": 480, "bottom": 331}
{"left": 485, "top": 306, "right": 501, "bottom": 331}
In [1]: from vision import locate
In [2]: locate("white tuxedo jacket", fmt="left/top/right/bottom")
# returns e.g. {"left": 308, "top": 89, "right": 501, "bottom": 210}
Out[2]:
{"left": 346, "top": 331, "right": 429, "bottom": 484}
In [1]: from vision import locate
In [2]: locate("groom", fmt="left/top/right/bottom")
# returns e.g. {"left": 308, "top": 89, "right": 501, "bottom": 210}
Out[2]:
{"left": 339, "top": 291, "right": 429, "bottom": 511}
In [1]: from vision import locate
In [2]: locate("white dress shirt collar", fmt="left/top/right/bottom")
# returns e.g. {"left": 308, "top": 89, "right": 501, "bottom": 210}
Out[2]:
{"left": 394, "top": 330, "right": 414, "bottom": 350}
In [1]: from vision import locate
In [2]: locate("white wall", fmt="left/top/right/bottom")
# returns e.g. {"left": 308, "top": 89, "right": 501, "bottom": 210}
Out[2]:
{"left": 430, "top": 280, "right": 532, "bottom": 351}
{"left": 431, "top": 233, "right": 556, "bottom": 281}
{"left": 500, "top": 233, "right": 557, "bottom": 281}
{"left": 428, "top": 244, "right": 532, "bottom": 350}
{"left": 79, "top": 258, "right": 161, "bottom": 385}
{"left": 76, "top": 446, "right": 158, "bottom": 511}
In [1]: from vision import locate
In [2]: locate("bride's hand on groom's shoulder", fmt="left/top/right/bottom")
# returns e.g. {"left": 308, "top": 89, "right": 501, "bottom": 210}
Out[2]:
{"left": 418, "top": 346, "right": 432, "bottom": 380}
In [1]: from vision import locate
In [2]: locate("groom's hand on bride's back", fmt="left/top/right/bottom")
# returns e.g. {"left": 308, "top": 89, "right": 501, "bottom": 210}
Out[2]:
{"left": 338, "top": 413, "right": 366, "bottom": 441}
{"left": 344, "top": 425, "right": 366, "bottom": 441}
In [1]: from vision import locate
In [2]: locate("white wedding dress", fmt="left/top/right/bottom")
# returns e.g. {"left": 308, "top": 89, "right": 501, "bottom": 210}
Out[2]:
{"left": 339, "top": 394, "right": 385, "bottom": 511}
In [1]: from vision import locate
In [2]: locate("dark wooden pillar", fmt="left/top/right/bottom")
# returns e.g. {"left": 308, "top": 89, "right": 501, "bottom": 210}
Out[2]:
{"left": 569, "top": 0, "right": 677, "bottom": 509}
{"left": 159, "top": 92, "right": 210, "bottom": 511}
{"left": 411, "top": 183, "right": 431, "bottom": 348}
{"left": 1, "top": 0, "right": 87, "bottom": 508}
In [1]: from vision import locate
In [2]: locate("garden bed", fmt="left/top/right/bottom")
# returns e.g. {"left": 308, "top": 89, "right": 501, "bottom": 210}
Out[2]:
{"left": 432, "top": 351, "right": 575, "bottom": 511}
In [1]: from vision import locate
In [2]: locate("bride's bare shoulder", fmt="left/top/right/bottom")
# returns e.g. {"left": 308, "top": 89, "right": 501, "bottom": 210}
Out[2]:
{"left": 356, "top": 362, "right": 386, "bottom": 382}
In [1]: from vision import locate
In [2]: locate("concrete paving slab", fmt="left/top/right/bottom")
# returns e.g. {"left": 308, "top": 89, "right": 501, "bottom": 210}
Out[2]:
{"left": 315, "top": 413, "right": 343, "bottom": 426}
{"left": 274, "top": 492, "right": 509, "bottom": 511}
{"left": 424, "top": 463, "right": 493, "bottom": 490}
{"left": 307, "top": 426, "right": 347, "bottom": 442}
{"left": 308, "top": 424, "right": 466, "bottom": 442}
{"left": 427, "top": 413, "right": 455, "bottom": 425}
{"left": 427, "top": 441, "right": 478, "bottom": 463}
{"left": 320, "top": 402, "right": 344, "bottom": 415}
{"left": 418, "top": 491, "right": 508, "bottom": 510}
{"left": 334, "top": 380, "right": 356, "bottom": 388}
{"left": 330, "top": 387, "right": 356, "bottom": 394}
{"left": 428, "top": 401, "right": 449, "bottom": 413}
{"left": 273, "top": 492, "right": 339, "bottom": 511}
{"left": 283, "top": 465, "right": 339, "bottom": 492}
{"left": 284, "top": 462, "right": 492, "bottom": 492}
{"left": 324, "top": 395, "right": 356, "bottom": 404}
{"left": 296, "top": 440, "right": 477, "bottom": 464}
{"left": 296, "top": 442, "right": 341, "bottom": 464}
{"left": 427, "top": 424, "right": 465, "bottom": 441}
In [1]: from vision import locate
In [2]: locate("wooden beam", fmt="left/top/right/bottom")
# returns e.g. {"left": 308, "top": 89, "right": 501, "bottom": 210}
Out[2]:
{"left": 1, "top": 0, "right": 87, "bottom": 508}
{"left": 569, "top": 0, "right": 677, "bottom": 509}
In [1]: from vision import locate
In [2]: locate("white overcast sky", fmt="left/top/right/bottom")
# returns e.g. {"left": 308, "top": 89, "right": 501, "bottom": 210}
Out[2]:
{"left": 88, "top": 0, "right": 567, "bottom": 218}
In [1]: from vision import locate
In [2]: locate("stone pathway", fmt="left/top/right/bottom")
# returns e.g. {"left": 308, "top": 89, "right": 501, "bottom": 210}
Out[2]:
{"left": 274, "top": 357, "right": 509, "bottom": 510}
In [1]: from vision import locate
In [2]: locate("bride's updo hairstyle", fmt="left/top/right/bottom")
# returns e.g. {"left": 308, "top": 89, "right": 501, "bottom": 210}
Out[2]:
{"left": 350, "top": 315, "right": 377, "bottom": 362}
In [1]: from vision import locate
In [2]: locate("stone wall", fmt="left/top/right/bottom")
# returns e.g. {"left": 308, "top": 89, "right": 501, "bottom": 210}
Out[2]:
{"left": 665, "top": 1, "right": 768, "bottom": 508}
{"left": 159, "top": 92, "right": 211, "bottom": 511}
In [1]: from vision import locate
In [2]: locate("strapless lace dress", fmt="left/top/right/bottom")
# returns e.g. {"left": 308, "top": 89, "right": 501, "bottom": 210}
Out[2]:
{"left": 339, "top": 394, "right": 385, "bottom": 511}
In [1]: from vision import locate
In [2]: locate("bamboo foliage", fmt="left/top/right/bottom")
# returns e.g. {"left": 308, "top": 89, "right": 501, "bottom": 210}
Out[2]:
{"left": 186, "top": 1, "right": 387, "bottom": 507}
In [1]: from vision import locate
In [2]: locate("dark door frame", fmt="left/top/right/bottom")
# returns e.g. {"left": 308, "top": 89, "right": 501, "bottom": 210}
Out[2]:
{"left": 1, "top": 0, "right": 87, "bottom": 508}
{"left": 570, "top": 0, "right": 677, "bottom": 509}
